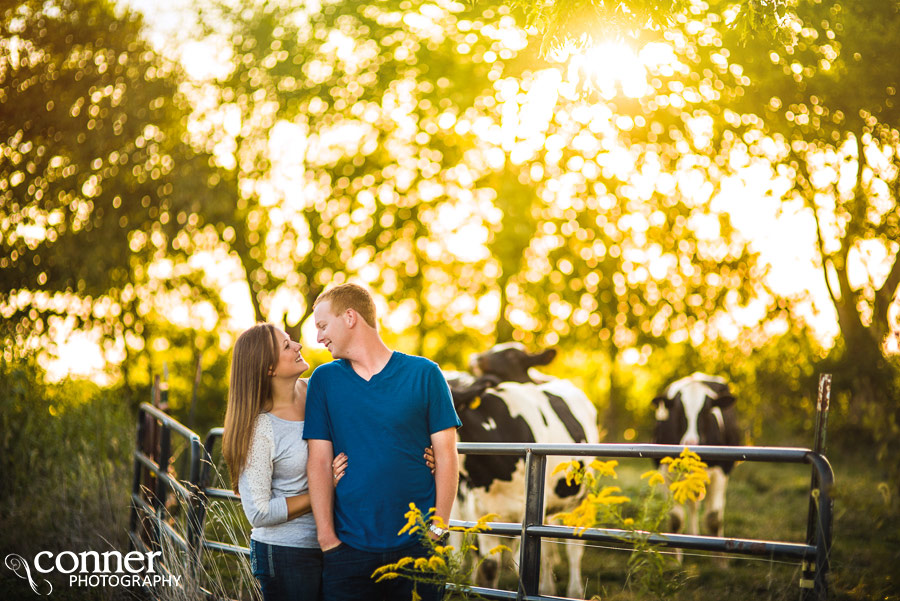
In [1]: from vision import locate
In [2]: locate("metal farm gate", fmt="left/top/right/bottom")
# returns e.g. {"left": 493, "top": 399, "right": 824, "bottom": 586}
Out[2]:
{"left": 129, "top": 379, "right": 834, "bottom": 601}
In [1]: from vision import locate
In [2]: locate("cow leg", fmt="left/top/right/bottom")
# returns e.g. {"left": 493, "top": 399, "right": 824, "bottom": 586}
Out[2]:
{"left": 669, "top": 502, "right": 685, "bottom": 533}
{"left": 686, "top": 497, "right": 700, "bottom": 536}
{"left": 703, "top": 467, "right": 727, "bottom": 536}
{"left": 538, "top": 540, "right": 556, "bottom": 595}
{"left": 564, "top": 540, "right": 585, "bottom": 598}
{"left": 474, "top": 532, "right": 505, "bottom": 589}
{"left": 704, "top": 467, "right": 728, "bottom": 567}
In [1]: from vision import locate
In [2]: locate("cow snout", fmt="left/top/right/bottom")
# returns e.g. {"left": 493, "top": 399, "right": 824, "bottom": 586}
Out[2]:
{"left": 681, "top": 436, "right": 699, "bottom": 446}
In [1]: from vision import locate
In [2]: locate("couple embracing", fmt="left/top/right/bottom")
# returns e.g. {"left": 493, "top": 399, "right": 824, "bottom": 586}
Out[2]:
{"left": 224, "top": 283, "right": 461, "bottom": 601}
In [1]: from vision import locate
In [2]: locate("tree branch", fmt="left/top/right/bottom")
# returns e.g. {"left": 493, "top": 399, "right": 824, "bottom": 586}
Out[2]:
{"left": 872, "top": 245, "right": 900, "bottom": 340}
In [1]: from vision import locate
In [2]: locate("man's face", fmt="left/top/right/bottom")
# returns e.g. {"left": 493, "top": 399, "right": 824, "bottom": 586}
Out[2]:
{"left": 314, "top": 300, "right": 349, "bottom": 358}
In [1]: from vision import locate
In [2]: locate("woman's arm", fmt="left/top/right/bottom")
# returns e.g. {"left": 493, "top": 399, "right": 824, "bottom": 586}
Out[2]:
{"left": 238, "top": 417, "right": 290, "bottom": 528}
{"left": 283, "top": 452, "right": 347, "bottom": 519}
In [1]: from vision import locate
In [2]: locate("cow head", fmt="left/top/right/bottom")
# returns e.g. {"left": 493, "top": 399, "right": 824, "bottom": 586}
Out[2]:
{"left": 469, "top": 342, "right": 557, "bottom": 383}
{"left": 653, "top": 372, "right": 736, "bottom": 447}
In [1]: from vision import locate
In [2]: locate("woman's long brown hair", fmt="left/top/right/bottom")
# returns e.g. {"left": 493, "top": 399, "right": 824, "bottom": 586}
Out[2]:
{"left": 223, "top": 323, "right": 279, "bottom": 493}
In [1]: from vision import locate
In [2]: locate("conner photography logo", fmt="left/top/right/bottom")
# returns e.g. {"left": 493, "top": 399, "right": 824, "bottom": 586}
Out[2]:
{"left": 4, "top": 550, "right": 181, "bottom": 595}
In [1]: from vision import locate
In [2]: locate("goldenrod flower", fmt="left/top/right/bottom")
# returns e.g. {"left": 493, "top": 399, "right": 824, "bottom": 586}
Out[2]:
{"left": 590, "top": 486, "right": 629, "bottom": 506}
{"left": 641, "top": 470, "right": 665, "bottom": 487}
{"left": 556, "top": 497, "right": 598, "bottom": 534}
{"left": 552, "top": 460, "right": 584, "bottom": 486}
{"left": 472, "top": 513, "right": 499, "bottom": 532}
{"left": 488, "top": 544, "right": 511, "bottom": 555}
{"left": 589, "top": 459, "right": 619, "bottom": 478}
{"left": 394, "top": 557, "right": 414, "bottom": 569}
{"left": 551, "top": 460, "right": 579, "bottom": 476}
{"left": 428, "top": 556, "right": 446, "bottom": 570}
{"left": 414, "top": 557, "right": 429, "bottom": 570}
{"left": 623, "top": 518, "right": 635, "bottom": 527}
{"left": 399, "top": 503, "right": 422, "bottom": 535}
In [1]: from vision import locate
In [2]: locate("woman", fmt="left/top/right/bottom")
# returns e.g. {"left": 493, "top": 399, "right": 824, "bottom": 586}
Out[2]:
{"left": 223, "top": 323, "right": 343, "bottom": 601}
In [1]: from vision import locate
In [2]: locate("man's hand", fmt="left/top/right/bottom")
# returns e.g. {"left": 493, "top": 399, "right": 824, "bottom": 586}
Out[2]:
{"left": 319, "top": 534, "right": 342, "bottom": 551}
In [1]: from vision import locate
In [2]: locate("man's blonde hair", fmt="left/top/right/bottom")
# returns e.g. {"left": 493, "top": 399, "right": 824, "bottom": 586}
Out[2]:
{"left": 314, "top": 283, "right": 377, "bottom": 328}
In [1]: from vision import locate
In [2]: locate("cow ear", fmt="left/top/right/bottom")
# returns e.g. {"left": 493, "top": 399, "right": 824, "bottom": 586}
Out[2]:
{"left": 653, "top": 394, "right": 674, "bottom": 408}
{"left": 652, "top": 396, "right": 670, "bottom": 421}
{"left": 450, "top": 377, "right": 495, "bottom": 410}
{"left": 528, "top": 348, "right": 557, "bottom": 366}
{"left": 712, "top": 392, "right": 736, "bottom": 409}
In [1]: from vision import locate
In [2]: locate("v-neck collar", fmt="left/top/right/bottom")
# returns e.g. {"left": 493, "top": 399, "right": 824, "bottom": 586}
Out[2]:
{"left": 342, "top": 351, "right": 397, "bottom": 383}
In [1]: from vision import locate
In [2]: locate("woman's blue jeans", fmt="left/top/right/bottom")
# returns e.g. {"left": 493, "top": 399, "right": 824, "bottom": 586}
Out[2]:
{"left": 250, "top": 539, "right": 323, "bottom": 601}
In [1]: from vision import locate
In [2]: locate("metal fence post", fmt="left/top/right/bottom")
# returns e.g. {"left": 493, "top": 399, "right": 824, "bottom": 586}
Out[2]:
{"left": 186, "top": 436, "right": 205, "bottom": 579}
{"left": 128, "top": 407, "right": 147, "bottom": 550}
{"left": 518, "top": 449, "right": 546, "bottom": 600}
{"left": 152, "top": 424, "right": 172, "bottom": 552}
{"left": 801, "top": 373, "right": 831, "bottom": 601}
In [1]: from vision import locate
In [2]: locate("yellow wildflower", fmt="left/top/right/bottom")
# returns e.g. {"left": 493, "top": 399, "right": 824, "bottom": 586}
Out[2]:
{"left": 399, "top": 503, "right": 422, "bottom": 535}
{"left": 428, "top": 556, "right": 446, "bottom": 570}
{"left": 551, "top": 460, "right": 579, "bottom": 476}
{"left": 555, "top": 497, "right": 597, "bottom": 534}
{"left": 472, "top": 513, "right": 499, "bottom": 532}
{"left": 641, "top": 470, "right": 665, "bottom": 487}
{"left": 669, "top": 469, "right": 710, "bottom": 504}
{"left": 414, "top": 557, "right": 429, "bottom": 570}
{"left": 590, "top": 486, "right": 630, "bottom": 506}
{"left": 488, "top": 544, "right": 511, "bottom": 555}
{"left": 374, "top": 572, "right": 399, "bottom": 582}
{"left": 623, "top": 518, "right": 635, "bottom": 527}
{"left": 589, "top": 459, "right": 619, "bottom": 478}
{"left": 552, "top": 460, "right": 584, "bottom": 486}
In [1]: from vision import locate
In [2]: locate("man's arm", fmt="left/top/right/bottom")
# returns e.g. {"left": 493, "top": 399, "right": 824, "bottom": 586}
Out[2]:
{"left": 429, "top": 427, "right": 459, "bottom": 535}
{"left": 307, "top": 438, "right": 342, "bottom": 550}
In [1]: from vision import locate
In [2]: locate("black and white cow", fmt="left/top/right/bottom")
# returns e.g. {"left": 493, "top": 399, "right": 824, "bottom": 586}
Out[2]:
{"left": 651, "top": 372, "right": 742, "bottom": 543}
{"left": 446, "top": 343, "right": 599, "bottom": 598}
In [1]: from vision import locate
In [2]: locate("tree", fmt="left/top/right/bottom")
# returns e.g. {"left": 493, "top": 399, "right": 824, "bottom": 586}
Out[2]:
{"left": 710, "top": 0, "right": 900, "bottom": 478}
{"left": 510, "top": 0, "right": 795, "bottom": 56}
{"left": 183, "top": 0, "right": 545, "bottom": 359}
{"left": 0, "top": 0, "right": 235, "bottom": 374}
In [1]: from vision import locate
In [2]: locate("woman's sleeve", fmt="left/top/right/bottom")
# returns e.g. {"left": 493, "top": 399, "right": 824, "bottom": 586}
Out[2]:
{"left": 238, "top": 416, "right": 289, "bottom": 528}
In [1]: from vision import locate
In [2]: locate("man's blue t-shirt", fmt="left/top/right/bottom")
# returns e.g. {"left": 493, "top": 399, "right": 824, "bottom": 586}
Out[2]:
{"left": 303, "top": 352, "right": 461, "bottom": 552}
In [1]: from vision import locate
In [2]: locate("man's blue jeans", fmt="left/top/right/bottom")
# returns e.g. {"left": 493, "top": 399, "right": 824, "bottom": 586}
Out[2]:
{"left": 251, "top": 539, "right": 323, "bottom": 601}
{"left": 322, "top": 539, "right": 444, "bottom": 601}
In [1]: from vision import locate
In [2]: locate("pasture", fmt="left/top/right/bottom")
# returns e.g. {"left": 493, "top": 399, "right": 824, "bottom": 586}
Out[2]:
{"left": 1, "top": 366, "right": 897, "bottom": 601}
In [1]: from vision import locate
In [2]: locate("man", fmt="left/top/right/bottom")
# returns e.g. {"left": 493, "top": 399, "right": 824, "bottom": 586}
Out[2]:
{"left": 304, "top": 283, "right": 461, "bottom": 601}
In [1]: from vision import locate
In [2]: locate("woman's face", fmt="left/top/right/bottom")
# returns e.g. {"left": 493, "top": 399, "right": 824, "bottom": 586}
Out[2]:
{"left": 270, "top": 329, "right": 309, "bottom": 378}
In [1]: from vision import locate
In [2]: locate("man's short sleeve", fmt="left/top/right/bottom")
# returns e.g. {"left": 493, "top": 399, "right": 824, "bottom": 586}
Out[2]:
{"left": 425, "top": 362, "right": 462, "bottom": 434}
{"left": 303, "top": 369, "right": 332, "bottom": 441}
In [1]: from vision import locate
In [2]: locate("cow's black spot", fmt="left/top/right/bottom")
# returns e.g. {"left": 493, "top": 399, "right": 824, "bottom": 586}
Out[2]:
{"left": 457, "top": 393, "right": 536, "bottom": 490}
{"left": 554, "top": 460, "right": 583, "bottom": 498}
{"left": 544, "top": 392, "right": 587, "bottom": 443}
